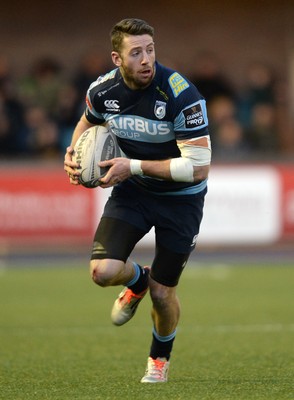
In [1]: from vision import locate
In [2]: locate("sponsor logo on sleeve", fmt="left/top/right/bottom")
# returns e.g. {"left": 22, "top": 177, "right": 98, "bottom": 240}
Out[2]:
{"left": 154, "top": 101, "right": 166, "bottom": 119}
{"left": 183, "top": 103, "right": 205, "bottom": 128}
{"left": 98, "top": 83, "right": 120, "bottom": 97}
{"left": 98, "top": 89, "right": 108, "bottom": 97}
{"left": 168, "top": 72, "right": 189, "bottom": 98}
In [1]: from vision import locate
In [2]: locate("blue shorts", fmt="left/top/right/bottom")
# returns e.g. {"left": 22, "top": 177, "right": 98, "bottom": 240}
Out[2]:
{"left": 92, "top": 180, "right": 207, "bottom": 286}
{"left": 101, "top": 180, "right": 206, "bottom": 254}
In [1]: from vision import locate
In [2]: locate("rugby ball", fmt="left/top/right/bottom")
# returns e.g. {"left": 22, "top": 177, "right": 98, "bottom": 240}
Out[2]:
{"left": 73, "top": 125, "right": 121, "bottom": 188}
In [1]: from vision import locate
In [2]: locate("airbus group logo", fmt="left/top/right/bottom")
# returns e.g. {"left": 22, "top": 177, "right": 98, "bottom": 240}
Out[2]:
{"left": 104, "top": 99, "right": 120, "bottom": 112}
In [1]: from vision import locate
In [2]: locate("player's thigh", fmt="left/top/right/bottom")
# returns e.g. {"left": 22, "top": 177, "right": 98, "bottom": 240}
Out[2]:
{"left": 155, "top": 191, "right": 206, "bottom": 253}
{"left": 91, "top": 216, "right": 147, "bottom": 261}
{"left": 151, "top": 191, "right": 206, "bottom": 286}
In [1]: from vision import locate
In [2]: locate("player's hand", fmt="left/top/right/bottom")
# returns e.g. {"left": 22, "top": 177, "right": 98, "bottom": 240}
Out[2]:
{"left": 98, "top": 158, "right": 132, "bottom": 188}
{"left": 64, "top": 146, "right": 80, "bottom": 185}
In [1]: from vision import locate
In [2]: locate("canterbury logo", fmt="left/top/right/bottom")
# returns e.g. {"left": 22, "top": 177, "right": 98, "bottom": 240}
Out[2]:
{"left": 104, "top": 100, "right": 120, "bottom": 110}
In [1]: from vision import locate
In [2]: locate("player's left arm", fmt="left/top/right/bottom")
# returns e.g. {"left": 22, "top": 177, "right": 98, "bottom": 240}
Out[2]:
{"left": 172, "top": 134, "right": 211, "bottom": 182}
{"left": 99, "top": 135, "right": 211, "bottom": 186}
{"left": 143, "top": 89, "right": 211, "bottom": 183}
{"left": 132, "top": 135, "right": 211, "bottom": 183}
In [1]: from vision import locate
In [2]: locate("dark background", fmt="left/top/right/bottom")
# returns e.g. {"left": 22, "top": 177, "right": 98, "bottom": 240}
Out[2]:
{"left": 2, "top": 0, "right": 293, "bottom": 85}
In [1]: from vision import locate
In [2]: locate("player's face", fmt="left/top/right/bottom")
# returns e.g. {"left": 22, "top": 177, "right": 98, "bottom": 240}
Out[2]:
{"left": 112, "top": 34, "right": 156, "bottom": 90}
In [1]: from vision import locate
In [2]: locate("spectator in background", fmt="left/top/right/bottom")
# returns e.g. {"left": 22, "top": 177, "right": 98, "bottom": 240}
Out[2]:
{"left": 0, "top": 55, "right": 25, "bottom": 156}
{"left": 213, "top": 117, "right": 249, "bottom": 161}
{"left": 18, "top": 57, "right": 63, "bottom": 118}
{"left": 17, "top": 56, "right": 81, "bottom": 157}
{"left": 73, "top": 49, "right": 110, "bottom": 107}
{"left": 188, "top": 52, "right": 248, "bottom": 161}
{"left": 206, "top": 95, "right": 250, "bottom": 160}
{"left": 237, "top": 61, "right": 281, "bottom": 156}
{"left": 22, "top": 105, "right": 60, "bottom": 158}
{"left": 189, "top": 51, "right": 236, "bottom": 104}
{"left": 245, "top": 103, "right": 280, "bottom": 155}
{"left": 56, "top": 50, "right": 111, "bottom": 151}
{"left": 208, "top": 95, "right": 237, "bottom": 126}
{"left": 238, "top": 61, "right": 276, "bottom": 128}
{"left": 55, "top": 82, "right": 81, "bottom": 152}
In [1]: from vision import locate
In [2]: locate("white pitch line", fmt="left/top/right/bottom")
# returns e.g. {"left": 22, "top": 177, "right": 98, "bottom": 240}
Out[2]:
{"left": 185, "top": 323, "right": 294, "bottom": 334}
{"left": 1, "top": 323, "right": 294, "bottom": 337}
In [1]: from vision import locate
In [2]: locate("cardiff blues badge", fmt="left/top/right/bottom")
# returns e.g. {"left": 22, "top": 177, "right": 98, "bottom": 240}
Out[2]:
{"left": 154, "top": 101, "right": 166, "bottom": 120}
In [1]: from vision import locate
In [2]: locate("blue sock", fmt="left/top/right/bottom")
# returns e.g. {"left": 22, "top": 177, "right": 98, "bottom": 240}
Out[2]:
{"left": 150, "top": 328, "right": 177, "bottom": 361}
{"left": 125, "top": 263, "right": 149, "bottom": 294}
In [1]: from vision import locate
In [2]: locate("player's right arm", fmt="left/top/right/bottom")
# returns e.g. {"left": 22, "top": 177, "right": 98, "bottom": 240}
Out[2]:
{"left": 64, "top": 113, "right": 95, "bottom": 185}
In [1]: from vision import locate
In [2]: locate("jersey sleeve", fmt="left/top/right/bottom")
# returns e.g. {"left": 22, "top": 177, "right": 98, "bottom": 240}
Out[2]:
{"left": 173, "top": 98, "right": 209, "bottom": 140}
{"left": 168, "top": 73, "right": 209, "bottom": 140}
{"left": 84, "top": 80, "right": 106, "bottom": 125}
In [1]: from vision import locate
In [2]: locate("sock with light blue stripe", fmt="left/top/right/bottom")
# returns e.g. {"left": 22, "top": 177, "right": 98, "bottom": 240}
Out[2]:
{"left": 125, "top": 263, "right": 149, "bottom": 294}
{"left": 150, "top": 327, "right": 177, "bottom": 360}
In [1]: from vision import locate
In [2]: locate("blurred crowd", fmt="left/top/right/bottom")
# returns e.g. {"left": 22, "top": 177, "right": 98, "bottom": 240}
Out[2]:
{"left": 0, "top": 51, "right": 292, "bottom": 161}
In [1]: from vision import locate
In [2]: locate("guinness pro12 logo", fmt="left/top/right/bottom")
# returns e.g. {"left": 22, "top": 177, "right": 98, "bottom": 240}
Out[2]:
{"left": 183, "top": 103, "right": 205, "bottom": 128}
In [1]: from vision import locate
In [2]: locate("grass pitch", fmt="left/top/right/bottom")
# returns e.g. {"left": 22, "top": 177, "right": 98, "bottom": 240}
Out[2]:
{"left": 0, "top": 260, "right": 293, "bottom": 399}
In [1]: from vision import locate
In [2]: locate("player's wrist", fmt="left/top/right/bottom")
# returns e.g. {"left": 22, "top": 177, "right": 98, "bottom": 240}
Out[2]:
{"left": 130, "top": 159, "right": 143, "bottom": 175}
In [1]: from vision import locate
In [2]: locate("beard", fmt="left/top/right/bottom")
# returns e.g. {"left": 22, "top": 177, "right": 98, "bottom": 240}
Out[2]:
{"left": 120, "top": 61, "right": 155, "bottom": 90}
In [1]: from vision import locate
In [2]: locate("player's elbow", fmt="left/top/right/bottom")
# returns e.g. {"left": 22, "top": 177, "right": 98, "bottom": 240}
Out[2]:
{"left": 193, "top": 164, "right": 210, "bottom": 182}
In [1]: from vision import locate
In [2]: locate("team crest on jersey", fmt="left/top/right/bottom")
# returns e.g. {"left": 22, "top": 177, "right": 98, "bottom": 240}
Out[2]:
{"left": 154, "top": 101, "right": 166, "bottom": 119}
{"left": 168, "top": 72, "right": 189, "bottom": 98}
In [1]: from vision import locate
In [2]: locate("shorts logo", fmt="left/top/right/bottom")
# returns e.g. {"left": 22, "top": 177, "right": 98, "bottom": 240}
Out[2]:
{"left": 154, "top": 101, "right": 166, "bottom": 119}
{"left": 183, "top": 103, "right": 205, "bottom": 128}
{"left": 168, "top": 72, "right": 189, "bottom": 98}
{"left": 104, "top": 99, "right": 120, "bottom": 112}
{"left": 191, "top": 234, "right": 198, "bottom": 247}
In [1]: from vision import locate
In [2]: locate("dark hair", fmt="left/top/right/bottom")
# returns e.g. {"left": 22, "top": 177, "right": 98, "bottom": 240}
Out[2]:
{"left": 110, "top": 18, "right": 154, "bottom": 53}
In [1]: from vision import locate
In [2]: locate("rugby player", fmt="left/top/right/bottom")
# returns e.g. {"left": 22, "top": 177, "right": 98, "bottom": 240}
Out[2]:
{"left": 64, "top": 18, "right": 211, "bottom": 383}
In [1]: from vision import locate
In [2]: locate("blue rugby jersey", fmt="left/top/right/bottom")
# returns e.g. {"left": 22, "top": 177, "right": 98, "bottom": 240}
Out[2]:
{"left": 85, "top": 62, "right": 209, "bottom": 194}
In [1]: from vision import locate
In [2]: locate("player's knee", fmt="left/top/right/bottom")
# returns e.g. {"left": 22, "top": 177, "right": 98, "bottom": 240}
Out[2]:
{"left": 150, "top": 283, "right": 176, "bottom": 310}
{"left": 90, "top": 259, "right": 123, "bottom": 287}
{"left": 90, "top": 260, "right": 112, "bottom": 287}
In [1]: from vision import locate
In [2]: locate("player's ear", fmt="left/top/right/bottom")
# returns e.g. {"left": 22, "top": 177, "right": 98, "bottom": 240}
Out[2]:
{"left": 111, "top": 51, "right": 122, "bottom": 67}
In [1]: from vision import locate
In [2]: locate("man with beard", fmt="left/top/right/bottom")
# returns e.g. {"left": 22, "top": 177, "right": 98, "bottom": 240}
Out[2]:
{"left": 64, "top": 18, "right": 211, "bottom": 383}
